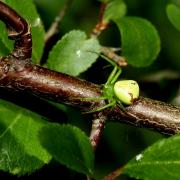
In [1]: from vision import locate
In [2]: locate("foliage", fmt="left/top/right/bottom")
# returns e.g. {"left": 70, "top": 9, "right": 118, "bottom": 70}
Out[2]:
{"left": 123, "top": 134, "right": 180, "bottom": 180}
{"left": 0, "top": 0, "right": 179, "bottom": 179}
{"left": 0, "top": 99, "right": 51, "bottom": 175}
{"left": 166, "top": 4, "right": 180, "bottom": 31}
{"left": 103, "top": 0, "right": 127, "bottom": 22}
{"left": 46, "top": 30, "right": 100, "bottom": 76}
{"left": 39, "top": 124, "right": 94, "bottom": 176}
{"left": 115, "top": 17, "right": 160, "bottom": 67}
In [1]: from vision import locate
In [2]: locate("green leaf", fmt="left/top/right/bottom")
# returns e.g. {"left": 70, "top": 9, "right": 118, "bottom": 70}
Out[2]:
{"left": 0, "top": 0, "right": 45, "bottom": 64}
{"left": 39, "top": 124, "right": 94, "bottom": 176}
{"left": 123, "top": 135, "right": 180, "bottom": 180}
{"left": 0, "top": 99, "right": 51, "bottom": 175}
{"left": 166, "top": 4, "right": 180, "bottom": 31}
{"left": 103, "top": 0, "right": 127, "bottom": 22}
{"left": 46, "top": 30, "right": 101, "bottom": 76}
{"left": 115, "top": 17, "right": 160, "bottom": 67}
{"left": 172, "top": 0, "right": 180, "bottom": 8}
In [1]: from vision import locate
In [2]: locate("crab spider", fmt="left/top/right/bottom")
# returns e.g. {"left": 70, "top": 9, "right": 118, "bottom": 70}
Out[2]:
{"left": 83, "top": 54, "right": 140, "bottom": 113}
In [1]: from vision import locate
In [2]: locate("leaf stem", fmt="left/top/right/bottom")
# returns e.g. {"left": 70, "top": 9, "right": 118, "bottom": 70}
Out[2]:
{"left": 103, "top": 166, "right": 124, "bottom": 180}
{"left": 101, "top": 46, "right": 128, "bottom": 67}
{"left": 91, "top": 3, "right": 109, "bottom": 38}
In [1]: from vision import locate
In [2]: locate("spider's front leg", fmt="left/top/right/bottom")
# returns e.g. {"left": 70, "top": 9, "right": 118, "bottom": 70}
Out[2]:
{"left": 105, "top": 65, "right": 122, "bottom": 85}
{"left": 84, "top": 99, "right": 116, "bottom": 114}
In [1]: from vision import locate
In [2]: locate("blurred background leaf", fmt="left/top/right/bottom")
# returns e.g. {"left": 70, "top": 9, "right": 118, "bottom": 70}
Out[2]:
{"left": 46, "top": 30, "right": 100, "bottom": 76}
{"left": 166, "top": 4, "right": 180, "bottom": 31}
{"left": 115, "top": 17, "right": 160, "bottom": 67}
{"left": 103, "top": 0, "right": 127, "bottom": 22}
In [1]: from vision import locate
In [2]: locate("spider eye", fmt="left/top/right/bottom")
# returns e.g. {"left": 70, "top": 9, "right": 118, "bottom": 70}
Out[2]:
{"left": 114, "top": 80, "right": 139, "bottom": 105}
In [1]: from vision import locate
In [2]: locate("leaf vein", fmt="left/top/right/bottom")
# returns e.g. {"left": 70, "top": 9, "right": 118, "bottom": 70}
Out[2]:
{"left": 0, "top": 113, "right": 22, "bottom": 138}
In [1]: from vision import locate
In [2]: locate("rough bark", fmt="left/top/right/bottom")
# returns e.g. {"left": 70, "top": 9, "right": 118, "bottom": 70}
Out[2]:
{"left": 0, "top": 56, "right": 179, "bottom": 135}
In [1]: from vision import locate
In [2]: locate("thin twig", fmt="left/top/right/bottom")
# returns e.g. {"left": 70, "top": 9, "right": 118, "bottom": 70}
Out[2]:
{"left": 91, "top": 3, "right": 109, "bottom": 38}
{"left": 88, "top": 114, "right": 105, "bottom": 180}
{"left": 101, "top": 46, "right": 128, "bottom": 67}
{"left": 89, "top": 112, "right": 107, "bottom": 150}
{"left": 45, "top": 0, "right": 73, "bottom": 43}
{"left": 87, "top": 175, "right": 92, "bottom": 180}
{"left": 103, "top": 166, "right": 124, "bottom": 180}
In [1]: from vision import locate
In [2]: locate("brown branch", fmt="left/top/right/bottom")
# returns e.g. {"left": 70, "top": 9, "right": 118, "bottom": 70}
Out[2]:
{"left": 103, "top": 166, "right": 123, "bottom": 180}
{"left": 106, "top": 98, "right": 180, "bottom": 134}
{"left": 89, "top": 112, "right": 107, "bottom": 150}
{"left": 0, "top": 56, "right": 179, "bottom": 135}
{"left": 0, "top": 56, "right": 102, "bottom": 110}
{"left": 91, "top": 3, "right": 109, "bottom": 38}
{"left": 0, "top": 1, "right": 32, "bottom": 60}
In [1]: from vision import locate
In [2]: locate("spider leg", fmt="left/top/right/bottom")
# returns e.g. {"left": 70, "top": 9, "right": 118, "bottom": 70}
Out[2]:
{"left": 106, "top": 66, "right": 118, "bottom": 85}
{"left": 87, "top": 51, "right": 117, "bottom": 67}
{"left": 83, "top": 100, "right": 116, "bottom": 114}
{"left": 117, "top": 100, "right": 126, "bottom": 111}
{"left": 99, "top": 54, "right": 117, "bottom": 67}
{"left": 87, "top": 51, "right": 122, "bottom": 85}
{"left": 110, "top": 69, "right": 122, "bottom": 84}
{"left": 79, "top": 97, "right": 107, "bottom": 102}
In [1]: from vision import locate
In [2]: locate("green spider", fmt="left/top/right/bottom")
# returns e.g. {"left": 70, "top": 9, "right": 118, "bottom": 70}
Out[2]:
{"left": 84, "top": 54, "right": 140, "bottom": 113}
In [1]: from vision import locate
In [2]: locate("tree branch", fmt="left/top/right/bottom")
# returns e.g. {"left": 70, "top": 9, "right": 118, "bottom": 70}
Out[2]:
{"left": 0, "top": 56, "right": 179, "bottom": 135}
{"left": 89, "top": 112, "right": 107, "bottom": 150}
{"left": 106, "top": 97, "right": 180, "bottom": 134}
{"left": 0, "top": 1, "right": 32, "bottom": 59}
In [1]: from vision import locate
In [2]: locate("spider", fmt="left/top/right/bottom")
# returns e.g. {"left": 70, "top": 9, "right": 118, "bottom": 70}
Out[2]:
{"left": 83, "top": 54, "right": 139, "bottom": 113}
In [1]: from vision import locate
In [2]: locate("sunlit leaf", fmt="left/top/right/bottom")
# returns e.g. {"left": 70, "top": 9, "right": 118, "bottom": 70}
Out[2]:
{"left": 0, "top": 99, "right": 51, "bottom": 175}
{"left": 46, "top": 30, "right": 100, "bottom": 76}
{"left": 123, "top": 135, "right": 180, "bottom": 180}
